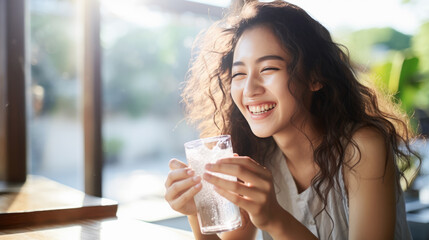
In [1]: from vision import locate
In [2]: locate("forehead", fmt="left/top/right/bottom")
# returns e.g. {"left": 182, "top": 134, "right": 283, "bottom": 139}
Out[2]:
{"left": 233, "top": 25, "right": 287, "bottom": 62}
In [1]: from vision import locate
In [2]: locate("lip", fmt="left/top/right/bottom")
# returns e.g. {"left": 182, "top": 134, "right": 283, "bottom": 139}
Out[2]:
{"left": 246, "top": 102, "right": 276, "bottom": 120}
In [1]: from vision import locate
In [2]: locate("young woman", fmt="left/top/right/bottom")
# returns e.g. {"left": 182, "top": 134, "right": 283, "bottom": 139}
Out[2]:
{"left": 164, "top": 1, "right": 419, "bottom": 239}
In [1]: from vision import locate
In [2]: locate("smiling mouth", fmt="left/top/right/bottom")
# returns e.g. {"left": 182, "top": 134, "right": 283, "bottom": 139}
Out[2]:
{"left": 248, "top": 103, "right": 276, "bottom": 115}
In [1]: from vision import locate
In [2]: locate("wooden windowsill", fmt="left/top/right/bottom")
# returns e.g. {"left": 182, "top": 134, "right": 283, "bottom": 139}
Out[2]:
{"left": 0, "top": 175, "right": 118, "bottom": 229}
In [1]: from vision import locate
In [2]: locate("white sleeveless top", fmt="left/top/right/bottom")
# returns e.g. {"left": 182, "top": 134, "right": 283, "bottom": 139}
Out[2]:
{"left": 262, "top": 148, "right": 412, "bottom": 240}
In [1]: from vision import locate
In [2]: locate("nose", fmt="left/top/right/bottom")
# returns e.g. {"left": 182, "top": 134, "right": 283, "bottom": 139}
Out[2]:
{"left": 243, "top": 72, "right": 265, "bottom": 97}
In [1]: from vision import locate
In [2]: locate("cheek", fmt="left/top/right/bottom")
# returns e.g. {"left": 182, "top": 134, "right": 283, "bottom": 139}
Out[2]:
{"left": 278, "top": 90, "right": 299, "bottom": 117}
{"left": 230, "top": 83, "right": 242, "bottom": 106}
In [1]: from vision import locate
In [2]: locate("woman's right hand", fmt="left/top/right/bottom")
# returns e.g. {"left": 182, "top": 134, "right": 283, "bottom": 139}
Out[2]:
{"left": 164, "top": 158, "right": 202, "bottom": 216}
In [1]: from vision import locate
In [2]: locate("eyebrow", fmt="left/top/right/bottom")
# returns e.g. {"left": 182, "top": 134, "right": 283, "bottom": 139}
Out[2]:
{"left": 232, "top": 55, "right": 285, "bottom": 67}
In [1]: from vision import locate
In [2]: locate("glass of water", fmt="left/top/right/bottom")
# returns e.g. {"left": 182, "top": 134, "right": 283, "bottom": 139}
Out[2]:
{"left": 184, "top": 135, "right": 242, "bottom": 234}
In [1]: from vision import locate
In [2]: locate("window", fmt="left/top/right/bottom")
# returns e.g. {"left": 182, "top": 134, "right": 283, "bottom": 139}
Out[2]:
{"left": 25, "top": 0, "right": 226, "bottom": 222}
{"left": 100, "top": 1, "right": 214, "bottom": 219}
{"left": 28, "top": 0, "right": 83, "bottom": 190}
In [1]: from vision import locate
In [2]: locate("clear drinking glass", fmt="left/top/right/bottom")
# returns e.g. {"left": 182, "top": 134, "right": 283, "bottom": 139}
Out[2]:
{"left": 184, "top": 135, "right": 242, "bottom": 234}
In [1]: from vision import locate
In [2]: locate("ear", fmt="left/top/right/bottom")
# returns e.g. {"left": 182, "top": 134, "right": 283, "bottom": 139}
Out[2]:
{"left": 310, "top": 81, "right": 323, "bottom": 92}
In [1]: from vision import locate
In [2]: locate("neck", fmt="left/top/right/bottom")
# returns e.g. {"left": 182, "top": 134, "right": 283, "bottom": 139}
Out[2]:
{"left": 273, "top": 118, "right": 321, "bottom": 167}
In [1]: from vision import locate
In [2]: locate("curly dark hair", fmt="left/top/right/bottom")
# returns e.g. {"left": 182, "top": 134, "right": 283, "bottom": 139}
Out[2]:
{"left": 182, "top": 0, "right": 419, "bottom": 216}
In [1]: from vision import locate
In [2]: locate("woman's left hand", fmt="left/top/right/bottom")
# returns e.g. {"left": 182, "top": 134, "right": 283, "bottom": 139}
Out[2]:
{"left": 203, "top": 156, "right": 282, "bottom": 231}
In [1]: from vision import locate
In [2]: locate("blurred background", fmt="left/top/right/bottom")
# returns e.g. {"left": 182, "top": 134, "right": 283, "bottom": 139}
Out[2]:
{"left": 26, "top": 0, "right": 429, "bottom": 238}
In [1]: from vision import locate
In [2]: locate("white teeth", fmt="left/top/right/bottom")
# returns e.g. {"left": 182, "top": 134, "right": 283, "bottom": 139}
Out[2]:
{"left": 249, "top": 103, "right": 276, "bottom": 115}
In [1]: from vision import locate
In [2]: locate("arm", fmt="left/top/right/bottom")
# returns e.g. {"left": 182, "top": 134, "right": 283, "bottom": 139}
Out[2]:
{"left": 262, "top": 208, "right": 318, "bottom": 240}
{"left": 344, "top": 127, "right": 396, "bottom": 240}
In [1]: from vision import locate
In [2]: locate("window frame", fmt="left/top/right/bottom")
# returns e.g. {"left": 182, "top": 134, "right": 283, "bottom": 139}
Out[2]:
{"left": 0, "top": 0, "right": 27, "bottom": 183}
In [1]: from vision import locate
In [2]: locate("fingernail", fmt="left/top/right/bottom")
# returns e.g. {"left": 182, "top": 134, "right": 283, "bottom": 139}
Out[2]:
{"left": 193, "top": 176, "right": 201, "bottom": 182}
{"left": 194, "top": 183, "right": 202, "bottom": 189}
{"left": 205, "top": 164, "right": 212, "bottom": 170}
{"left": 187, "top": 169, "right": 194, "bottom": 176}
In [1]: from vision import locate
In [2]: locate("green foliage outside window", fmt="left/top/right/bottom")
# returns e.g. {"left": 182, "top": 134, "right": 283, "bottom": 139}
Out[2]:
{"left": 340, "top": 23, "right": 429, "bottom": 133}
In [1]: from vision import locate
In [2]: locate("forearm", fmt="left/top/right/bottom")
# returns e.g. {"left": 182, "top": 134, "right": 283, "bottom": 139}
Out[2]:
{"left": 188, "top": 215, "right": 221, "bottom": 240}
{"left": 265, "top": 209, "right": 318, "bottom": 240}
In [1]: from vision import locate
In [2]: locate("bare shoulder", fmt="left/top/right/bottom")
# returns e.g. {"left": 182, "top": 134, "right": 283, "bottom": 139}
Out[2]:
{"left": 344, "top": 126, "right": 392, "bottom": 179}
{"left": 352, "top": 126, "right": 386, "bottom": 143}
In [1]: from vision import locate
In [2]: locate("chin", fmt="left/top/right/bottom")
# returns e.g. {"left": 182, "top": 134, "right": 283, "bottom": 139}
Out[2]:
{"left": 250, "top": 127, "right": 273, "bottom": 139}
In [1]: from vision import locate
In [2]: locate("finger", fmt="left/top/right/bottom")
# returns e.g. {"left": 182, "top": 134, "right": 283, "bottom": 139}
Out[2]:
{"left": 215, "top": 157, "right": 270, "bottom": 178}
{"left": 213, "top": 185, "right": 255, "bottom": 213}
{"left": 169, "top": 182, "right": 202, "bottom": 211}
{"left": 205, "top": 162, "right": 270, "bottom": 188}
{"left": 165, "top": 175, "right": 201, "bottom": 201}
{"left": 203, "top": 172, "right": 261, "bottom": 198}
{"left": 169, "top": 158, "right": 188, "bottom": 170}
{"left": 165, "top": 167, "right": 194, "bottom": 188}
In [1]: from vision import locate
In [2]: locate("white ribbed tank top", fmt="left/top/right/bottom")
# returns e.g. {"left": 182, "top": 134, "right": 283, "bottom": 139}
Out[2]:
{"left": 262, "top": 148, "right": 412, "bottom": 240}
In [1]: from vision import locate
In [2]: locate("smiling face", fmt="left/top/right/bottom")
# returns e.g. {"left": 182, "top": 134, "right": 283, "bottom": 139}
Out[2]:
{"left": 231, "top": 25, "right": 303, "bottom": 138}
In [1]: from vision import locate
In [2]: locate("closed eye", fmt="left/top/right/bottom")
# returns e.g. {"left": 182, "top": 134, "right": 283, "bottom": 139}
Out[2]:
{"left": 261, "top": 67, "right": 279, "bottom": 72}
{"left": 232, "top": 72, "right": 246, "bottom": 79}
